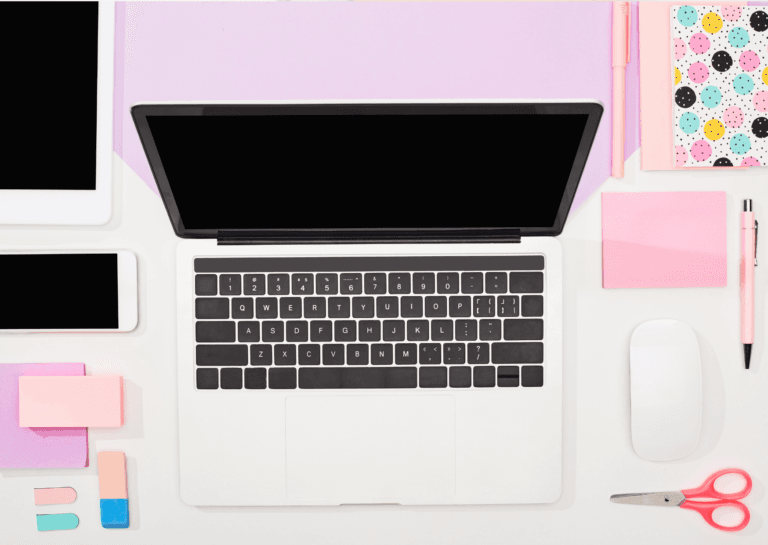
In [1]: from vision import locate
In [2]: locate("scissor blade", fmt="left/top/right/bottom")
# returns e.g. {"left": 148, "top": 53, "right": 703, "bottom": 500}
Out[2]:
{"left": 610, "top": 492, "right": 686, "bottom": 507}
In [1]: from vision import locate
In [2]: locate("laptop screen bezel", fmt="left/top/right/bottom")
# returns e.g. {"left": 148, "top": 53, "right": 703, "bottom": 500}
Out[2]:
{"left": 131, "top": 101, "right": 603, "bottom": 241}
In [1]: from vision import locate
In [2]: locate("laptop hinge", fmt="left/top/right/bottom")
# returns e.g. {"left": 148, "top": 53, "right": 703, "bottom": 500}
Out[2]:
{"left": 216, "top": 229, "right": 522, "bottom": 245}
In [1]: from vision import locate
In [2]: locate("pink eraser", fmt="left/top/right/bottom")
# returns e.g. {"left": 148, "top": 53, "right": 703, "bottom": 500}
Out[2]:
{"left": 34, "top": 487, "right": 77, "bottom": 506}
{"left": 18, "top": 375, "right": 124, "bottom": 428}
{"left": 98, "top": 452, "right": 128, "bottom": 499}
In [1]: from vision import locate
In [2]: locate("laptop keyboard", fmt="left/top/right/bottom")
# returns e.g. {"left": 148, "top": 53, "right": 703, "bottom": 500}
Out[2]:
{"left": 192, "top": 256, "right": 545, "bottom": 390}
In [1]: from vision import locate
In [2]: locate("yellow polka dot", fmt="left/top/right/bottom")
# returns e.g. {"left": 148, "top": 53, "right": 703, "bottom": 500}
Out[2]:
{"left": 675, "top": 67, "right": 682, "bottom": 85}
{"left": 704, "top": 119, "right": 725, "bottom": 141}
{"left": 762, "top": 66, "right": 768, "bottom": 85}
{"left": 702, "top": 12, "right": 723, "bottom": 33}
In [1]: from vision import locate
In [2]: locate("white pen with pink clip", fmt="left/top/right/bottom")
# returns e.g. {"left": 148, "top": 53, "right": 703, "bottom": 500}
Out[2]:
{"left": 742, "top": 199, "right": 758, "bottom": 369}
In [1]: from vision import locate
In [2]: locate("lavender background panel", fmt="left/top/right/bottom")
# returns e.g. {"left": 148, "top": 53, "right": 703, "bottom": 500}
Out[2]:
{"left": 114, "top": 2, "right": 640, "bottom": 213}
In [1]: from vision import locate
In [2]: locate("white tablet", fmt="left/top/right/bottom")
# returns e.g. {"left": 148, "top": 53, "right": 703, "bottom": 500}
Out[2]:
{"left": 0, "top": 1, "right": 114, "bottom": 225}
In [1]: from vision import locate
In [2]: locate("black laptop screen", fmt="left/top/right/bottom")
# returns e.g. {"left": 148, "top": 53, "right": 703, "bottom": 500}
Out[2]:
{"left": 145, "top": 109, "right": 589, "bottom": 230}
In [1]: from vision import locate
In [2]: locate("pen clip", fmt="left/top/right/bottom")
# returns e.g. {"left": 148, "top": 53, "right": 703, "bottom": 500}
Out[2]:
{"left": 755, "top": 220, "right": 759, "bottom": 266}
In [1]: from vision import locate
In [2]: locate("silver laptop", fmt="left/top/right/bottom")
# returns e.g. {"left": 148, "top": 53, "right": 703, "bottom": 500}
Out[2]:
{"left": 132, "top": 100, "right": 603, "bottom": 506}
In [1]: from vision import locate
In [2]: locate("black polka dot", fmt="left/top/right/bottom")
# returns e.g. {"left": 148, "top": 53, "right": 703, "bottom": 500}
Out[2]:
{"left": 675, "top": 86, "right": 697, "bottom": 108}
{"left": 752, "top": 117, "right": 768, "bottom": 138}
{"left": 712, "top": 51, "right": 733, "bottom": 72}
{"left": 713, "top": 157, "right": 734, "bottom": 166}
{"left": 750, "top": 11, "right": 768, "bottom": 32}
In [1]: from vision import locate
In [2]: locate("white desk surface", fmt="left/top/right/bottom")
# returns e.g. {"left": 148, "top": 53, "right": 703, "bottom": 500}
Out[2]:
{"left": 1, "top": 152, "right": 766, "bottom": 544}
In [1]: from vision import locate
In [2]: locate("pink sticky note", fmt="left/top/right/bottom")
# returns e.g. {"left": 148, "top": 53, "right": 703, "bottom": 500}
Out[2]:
{"left": 602, "top": 192, "right": 727, "bottom": 289}
{"left": 19, "top": 376, "right": 124, "bottom": 428}
{"left": 35, "top": 487, "right": 77, "bottom": 506}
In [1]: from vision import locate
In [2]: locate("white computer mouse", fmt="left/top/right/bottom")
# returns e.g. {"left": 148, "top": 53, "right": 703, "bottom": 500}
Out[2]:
{"left": 629, "top": 319, "right": 702, "bottom": 461}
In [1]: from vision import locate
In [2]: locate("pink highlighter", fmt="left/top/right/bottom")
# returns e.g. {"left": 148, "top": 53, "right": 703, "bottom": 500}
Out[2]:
{"left": 742, "top": 199, "right": 757, "bottom": 369}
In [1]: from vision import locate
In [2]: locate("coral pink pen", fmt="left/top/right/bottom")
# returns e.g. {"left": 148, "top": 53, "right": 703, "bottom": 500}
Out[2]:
{"left": 741, "top": 199, "right": 758, "bottom": 369}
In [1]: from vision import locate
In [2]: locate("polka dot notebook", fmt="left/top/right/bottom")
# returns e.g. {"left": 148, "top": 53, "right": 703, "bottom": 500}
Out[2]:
{"left": 672, "top": 6, "right": 768, "bottom": 167}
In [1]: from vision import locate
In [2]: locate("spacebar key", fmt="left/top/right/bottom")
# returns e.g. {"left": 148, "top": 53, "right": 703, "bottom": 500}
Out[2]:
{"left": 299, "top": 368, "right": 417, "bottom": 389}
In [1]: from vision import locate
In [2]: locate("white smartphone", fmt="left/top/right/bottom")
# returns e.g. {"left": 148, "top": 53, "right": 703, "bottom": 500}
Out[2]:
{"left": 0, "top": 250, "right": 138, "bottom": 333}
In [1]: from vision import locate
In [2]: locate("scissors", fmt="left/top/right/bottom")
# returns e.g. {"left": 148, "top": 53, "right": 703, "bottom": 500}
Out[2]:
{"left": 610, "top": 468, "right": 752, "bottom": 532}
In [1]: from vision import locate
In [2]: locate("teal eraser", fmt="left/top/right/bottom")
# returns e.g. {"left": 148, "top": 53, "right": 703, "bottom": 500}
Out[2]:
{"left": 36, "top": 513, "right": 79, "bottom": 531}
{"left": 100, "top": 498, "right": 129, "bottom": 529}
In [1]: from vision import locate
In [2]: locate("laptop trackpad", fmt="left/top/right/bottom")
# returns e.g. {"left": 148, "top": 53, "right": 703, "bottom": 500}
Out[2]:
{"left": 285, "top": 395, "right": 456, "bottom": 503}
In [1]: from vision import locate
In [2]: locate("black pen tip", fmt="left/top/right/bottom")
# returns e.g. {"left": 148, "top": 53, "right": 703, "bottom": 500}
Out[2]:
{"left": 744, "top": 344, "right": 752, "bottom": 370}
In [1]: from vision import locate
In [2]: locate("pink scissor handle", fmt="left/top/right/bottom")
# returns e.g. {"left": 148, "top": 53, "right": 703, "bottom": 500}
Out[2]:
{"left": 679, "top": 499, "right": 750, "bottom": 532}
{"left": 682, "top": 468, "right": 753, "bottom": 501}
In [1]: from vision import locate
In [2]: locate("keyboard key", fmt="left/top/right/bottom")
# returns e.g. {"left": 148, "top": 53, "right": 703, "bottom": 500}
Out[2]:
{"left": 238, "top": 321, "right": 260, "bottom": 342}
{"left": 443, "top": 343, "right": 466, "bottom": 364}
{"left": 522, "top": 365, "right": 543, "bottom": 387}
{"left": 364, "top": 273, "right": 387, "bottom": 294}
{"left": 310, "top": 320, "right": 332, "bottom": 342}
{"left": 413, "top": 273, "right": 435, "bottom": 294}
{"left": 196, "top": 345, "right": 248, "bottom": 366}
{"left": 359, "top": 320, "right": 381, "bottom": 342}
{"left": 340, "top": 273, "right": 362, "bottom": 294}
{"left": 383, "top": 320, "right": 405, "bottom": 341}
{"left": 298, "top": 367, "right": 417, "bottom": 389}
{"left": 244, "top": 368, "right": 266, "bottom": 389}
{"left": 352, "top": 297, "right": 375, "bottom": 318}
{"left": 328, "top": 297, "right": 351, "bottom": 318}
{"left": 347, "top": 344, "right": 369, "bottom": 365}
{"left": 522, "top": 295, "right": 544, "bottom": 317}
{"left": 425, "top": 296, "right": 448, "bottom": 317}
{"left": 455, "top": 319, "right": 478, "bottom": 341}
{"left": 286, "top": 321, "right": 308, "bottom": 342}
{"left": 255, "top": 297, "right": 278, "bottom": 319}
{"left": 395, "top": 343, "right": 417, "bottom": 365}
{"left": 221, "top": 368, "right": 243, "bottom": 389}
{"left": 420, "top": 367, "right": 447, "bottom": 388}
{"left": 509, "top": 272, "right": 543, "bottom": 293}
{"left": 195, "top": 274, "right": 217, "bottom": 295}
{"left": 269, "top": 368, "right": 296, "bottom": 389}
{"left": 304, "top": 297, "right": 326, "bottom": 318}
{"left": 250, "top": 344, "right": 272, "bottom": 365}
{"left": 196, "top": 368, "right": 218, "bottom": 389}
{"left": 497, "top": 296, "right": 519, "bottom": 317}
{"left": 473, "top": 366, "right": 495, "bottom": 387}
{"left": 299, "top": 344, "right": 321, "bottom": 365}
{"left": 292, "top": 274, "right": 314, "bottom": 295}
{"left": 244, "top": 274, "right": 266, "bottom": 295}
{"left": 498, "top": 366, "right": 520, "bottom": 387}
{"left": 219, "top": 274, "right": 241, "bottom": 296}
{"left": 504, "top": 319, "right": 544, "bottom": 341}
{"left": 468, "top": 343, "right": 490, "bottom": 364}
{"left": 196, "top": 321, "right": 235, "bottom": 343}
{"left": 371, "top": 344, "right": 394, "bottom": 365}
{"left": 431, "top": 320, "right": 453, "bottom": 341}
{"left": 262, "top": 321, "right": 284, "bottom": 342}
{"left": 268, "top": 274, "right": 290, "bottom": 295}
{"left": 280, "top": 297, "right": 302, "bottom": 319}
{"left": 491, "top": 342, "right": 544, "bottom": 364}
{"left": 473, "top": 296, "right": 495, "bottom": 317}
{"left": 195, "top": 298, "right": 229, "bottom": 319}
{"left": 316, "top": 273, "right": 338, "bottom": 295}
{"left": 335, "top": 321, "right": 356, "bottom": 342}
{"left": 450, "top": 366, "right": 471, "bottom": 388}
{"left": 274, "top": 344, "right": 297, "bottom": 365}
{"left": 322, "top": 344, "right": 345, "bottom": 365}
{"left": 419, "top": 343, "right": 441, "bottom": 364}
{"left": 400, "top": 296, "right": 423, "bottom": 318}
{"left": 485, "top": 272, "right": 508, "bottom": 294}
{"left": 232, "top": 298, "right": 254, "bottom": 319}
{"left": 479, "top": 319, "right": 501, "bottom": 341}
{"left": 449, "top": 296, "right": 471, "bottom": 317}
{"left": 437, "top": 272, "right": 459, "bottom": 294}
{"left": 407, "top": 320, "right": 429, "bottom": 341}
{"left": 461, "top": 272, "right": 483, "bottom": 294}
{"left": 376, "top": 297, "right": 399, "bottom": 318}
{"left": 389, "top": 273, "right": 411, "bottom": 294}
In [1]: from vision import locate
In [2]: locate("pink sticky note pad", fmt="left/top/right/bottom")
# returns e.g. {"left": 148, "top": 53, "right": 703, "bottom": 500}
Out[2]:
{"left": 35, "top": 487, "right": 77, "bottom": 506}
{"left": 602, "top": 192, "right": 727, "bottom": 289}
{"left": 19, "top": 376, "right": 124, "bottom": 428}
{"left": 98, "top": 452, "right": 128, "bottom": 499}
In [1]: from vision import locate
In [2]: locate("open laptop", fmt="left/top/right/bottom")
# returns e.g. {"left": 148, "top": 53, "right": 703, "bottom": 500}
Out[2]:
{"left": 132, "top": 101, "right": 602, "bottom": 506}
